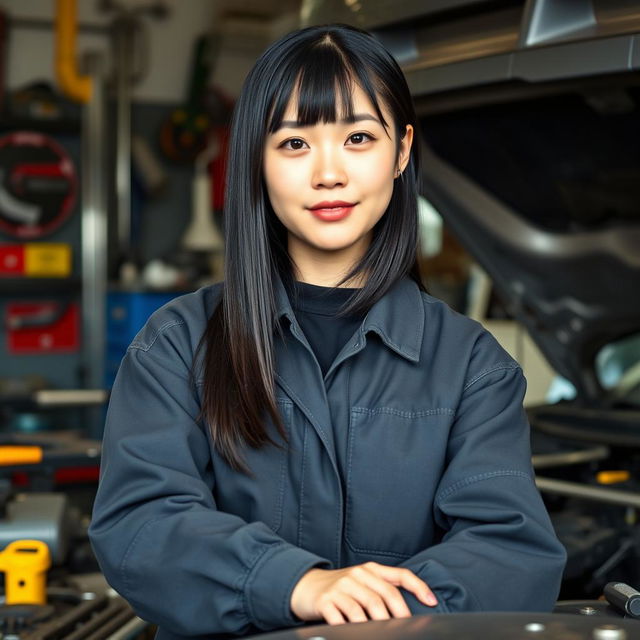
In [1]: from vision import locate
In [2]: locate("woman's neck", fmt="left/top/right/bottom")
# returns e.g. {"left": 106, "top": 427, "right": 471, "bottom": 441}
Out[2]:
{"left": 294, "top": 271, "right": 366, "bottom": 288}
{"left": 288, "top": 235, "right": 369, "bottom": 288}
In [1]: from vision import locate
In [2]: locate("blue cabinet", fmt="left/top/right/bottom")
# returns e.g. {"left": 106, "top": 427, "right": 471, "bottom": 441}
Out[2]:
{"left": 106, "top": 291, "right": 186, "bottom": 387}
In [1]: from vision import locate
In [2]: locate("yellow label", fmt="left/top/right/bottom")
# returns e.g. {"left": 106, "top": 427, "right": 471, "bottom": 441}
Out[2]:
{"left": 24, "top": 244, "right": 72, "bottom": 277}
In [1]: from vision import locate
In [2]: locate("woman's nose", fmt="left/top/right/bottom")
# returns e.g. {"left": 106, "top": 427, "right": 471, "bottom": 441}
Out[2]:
{"left": 312, "top": 149, "right": 347, "bottom": 188}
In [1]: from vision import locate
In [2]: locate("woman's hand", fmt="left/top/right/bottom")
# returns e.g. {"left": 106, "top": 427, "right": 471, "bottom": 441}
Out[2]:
{"left": 290, "top": 562, "right": 437, "bottom": 625}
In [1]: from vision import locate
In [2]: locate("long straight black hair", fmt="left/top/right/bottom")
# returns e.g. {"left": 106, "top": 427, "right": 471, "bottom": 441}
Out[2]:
{"left": 196, "top": 23, "right": 425, "bottom": 471}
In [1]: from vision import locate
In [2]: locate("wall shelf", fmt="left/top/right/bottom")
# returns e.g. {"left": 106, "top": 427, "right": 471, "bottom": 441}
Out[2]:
{"left": 0, "top": 278, "right": 82, "bottom": 295}
{"left": 0, "top": 115, "right": 81, "bottom": 135}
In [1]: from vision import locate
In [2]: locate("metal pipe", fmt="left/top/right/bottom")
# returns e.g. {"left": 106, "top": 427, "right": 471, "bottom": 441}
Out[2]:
{"left": 55, "top": 0, "right": 93, "bottom": 103}
{"left": 536, "top": 476, "right": 640, "bottom": 508}
{"left": 105, "top": 616, "right": 149, "bottom": 640}
{"left": 112, "top": 16, "right": 133, "bottom": 268}
{"left": 532, "top": 445, "right": 609, "bottom": 469}
{"left": 81, "top": 52, "right": 108, "bottom": 436}
{"left": 34, "top": 389, "right": 108, "bottom": 407}
{"left": 14, "top": 16, "right": 108, "bottom": 34}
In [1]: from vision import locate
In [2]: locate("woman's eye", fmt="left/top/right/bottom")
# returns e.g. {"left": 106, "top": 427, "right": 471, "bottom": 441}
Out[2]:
{"left": 281, "top": 138, "right": 307, "bottom": 150}
{"left": 347, "top": 132, "right": 373, "bottom": 145}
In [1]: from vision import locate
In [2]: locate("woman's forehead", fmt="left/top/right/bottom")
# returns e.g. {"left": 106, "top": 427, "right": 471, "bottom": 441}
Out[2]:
{"left": 281, "top": 83, "right": 382, "bottom": 121}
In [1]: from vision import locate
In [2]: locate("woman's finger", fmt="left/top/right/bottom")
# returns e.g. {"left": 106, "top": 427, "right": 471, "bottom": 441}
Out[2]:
{"left": 335, "top": 575, "right": 392, "bottom": 621}
{"left": 355, "top": 568, "right": 412, "bottom": 619}
{"left": 335, "top": 596, "right": 369, "bottom": 624}
{"left": 320, "top": 601, "right": 346, "bottom": 626}
{"left": 366, "top": 563, "right": 438, "bottom": 607}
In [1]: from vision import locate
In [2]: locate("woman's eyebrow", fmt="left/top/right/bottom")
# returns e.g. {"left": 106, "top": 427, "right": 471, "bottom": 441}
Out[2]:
{"left": 276, "top": 113, "right": 382, "bottom": 130}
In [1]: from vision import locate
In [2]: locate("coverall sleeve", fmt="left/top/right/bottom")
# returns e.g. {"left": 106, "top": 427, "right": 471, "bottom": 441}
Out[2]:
{"left": 399, "top": 361, "right": 567, "bottom": 613}
{"left": 88, "top": 333, "right": 329, "bottom": 637}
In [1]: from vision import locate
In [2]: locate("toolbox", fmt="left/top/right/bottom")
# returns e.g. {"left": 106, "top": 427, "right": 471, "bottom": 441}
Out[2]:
{"left": 106, "top": 290, "right": 183, "bottom": 387}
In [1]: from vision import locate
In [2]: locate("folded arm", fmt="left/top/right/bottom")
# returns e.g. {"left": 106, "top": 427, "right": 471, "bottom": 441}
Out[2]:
{"left": 89, "top": 340, "right": 329, "bottom": 637}
{"left": 400, "top": 363, "right": 567, "bottom": 613}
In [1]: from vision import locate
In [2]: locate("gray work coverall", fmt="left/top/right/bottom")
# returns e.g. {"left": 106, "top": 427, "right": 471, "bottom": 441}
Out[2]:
{"left": 89, "top": 275, "right": 567, "bottom": 639}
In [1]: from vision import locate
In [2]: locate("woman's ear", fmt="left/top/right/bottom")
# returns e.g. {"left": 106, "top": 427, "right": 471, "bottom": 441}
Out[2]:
{"left": 397, "top": 124, "right": 414, "bottom": 175}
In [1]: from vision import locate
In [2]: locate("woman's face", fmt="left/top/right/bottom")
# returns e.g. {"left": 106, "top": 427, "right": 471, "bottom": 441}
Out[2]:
{"left": 263, "top": 84, "right": 413, "bottom": 285}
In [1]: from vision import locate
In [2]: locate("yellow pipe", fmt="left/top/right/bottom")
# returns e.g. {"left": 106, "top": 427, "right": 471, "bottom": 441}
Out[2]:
{"left": 55, "top": 0, "right": 92, "bottom": 103}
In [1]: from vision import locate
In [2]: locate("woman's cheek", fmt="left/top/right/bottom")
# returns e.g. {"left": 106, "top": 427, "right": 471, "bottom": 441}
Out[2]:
{"left": 357, "top": 155, "right": 395, "bottom": 188}
{"left": 367, "top": 167, "right": 395, "bottom": 202}
{"left": 278, "top": 160, "right": 306, "bottom": 193}
{"left": 266, "top": 161, "right": 297, "bottom": 203}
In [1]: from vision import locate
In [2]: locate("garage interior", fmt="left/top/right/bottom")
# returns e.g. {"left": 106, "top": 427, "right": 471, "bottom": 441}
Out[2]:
{"left": 0, "top": 0, "right": 639, "bottom": 638}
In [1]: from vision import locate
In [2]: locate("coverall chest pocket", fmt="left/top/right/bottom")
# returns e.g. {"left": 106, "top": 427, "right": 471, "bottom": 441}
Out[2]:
{"left": 345, "top": 406, "right": 454, "bottom": 558}
{"left": 213, "top": 399, "right": 292, "bottom": 533}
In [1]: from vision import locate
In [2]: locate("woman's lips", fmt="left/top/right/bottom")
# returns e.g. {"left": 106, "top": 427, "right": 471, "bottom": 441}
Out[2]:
{"left": 308, "top": 203, "right": 356, "bottom": 222}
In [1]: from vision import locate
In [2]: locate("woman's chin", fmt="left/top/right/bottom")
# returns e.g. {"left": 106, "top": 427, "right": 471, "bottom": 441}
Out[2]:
{"left": 303, "top": 231, "right": 371, "bottom": 253}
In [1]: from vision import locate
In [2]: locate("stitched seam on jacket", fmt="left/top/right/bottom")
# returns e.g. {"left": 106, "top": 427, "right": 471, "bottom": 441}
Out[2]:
{"left": 297, "top": 422, "right": 308, "bottom": 547}
{"left": 344, "top": 537, "right": 412, "bottom": 559}
{"left": 128, "top": 319, "right": 186, "bottom": 352}
{"left": 242, "top": 543, "right": 287, "bottom": 626}
{"left": 463, "top": 362, "right": 519, "bottom": 391}
{"left": 272, "top": 401, "right": 290, "bottom": 534}
{"left": 233, "top": 543, "right": 272, "bottom": 625}
{"left": 337, "top": 361, "right": 353, "bottom": 563}
{"left": 120, "top": 515, "right": 166, "bottom": 599}
{"left": 345, "top": 410, "right": 358, "bottom": 554}
{"left": 436, "top": 470, "right": 531, "bottom": 506}
{"left": 352, "top": 407, "right": 454, "bottom": 418}
{"left": 274, "top": 374, "right": 330, "bottom": 446}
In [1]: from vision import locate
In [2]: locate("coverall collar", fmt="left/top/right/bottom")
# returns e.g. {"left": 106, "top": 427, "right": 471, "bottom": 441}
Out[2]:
{"left": 273, "top": 271, "right": 425, "bottom": 363}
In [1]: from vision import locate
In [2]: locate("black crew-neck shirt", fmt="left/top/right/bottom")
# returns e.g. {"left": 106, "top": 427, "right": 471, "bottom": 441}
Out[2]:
{"left": 287, "top": 280, "right": 365, "bottom": 377}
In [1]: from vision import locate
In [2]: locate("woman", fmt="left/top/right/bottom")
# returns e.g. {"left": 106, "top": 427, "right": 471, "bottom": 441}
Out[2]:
{"left": 89, "top": 23, "right": 566, "bottom": 639}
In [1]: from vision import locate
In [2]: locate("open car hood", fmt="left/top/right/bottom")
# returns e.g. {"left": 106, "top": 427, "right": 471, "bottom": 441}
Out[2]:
{"left": 419, "top": 96, "right": 640, "bottom": 405}
{"left": 308, "top": 0, "right": 640, "bottom": 405}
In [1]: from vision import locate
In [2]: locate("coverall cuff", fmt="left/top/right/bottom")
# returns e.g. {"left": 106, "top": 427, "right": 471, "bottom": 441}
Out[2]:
{"left": 245, "top": 543, "right": 330, "bottom": 630}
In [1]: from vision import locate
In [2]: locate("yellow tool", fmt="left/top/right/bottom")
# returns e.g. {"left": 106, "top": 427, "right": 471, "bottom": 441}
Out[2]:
{"left": 0, "top": 540, "right": 51, "bottom": 605}
{"left": 597, "top": 470, "right": 631, "bottom": 485}
{"left": 0, "top": 446, "right": 44, "bottom": 466}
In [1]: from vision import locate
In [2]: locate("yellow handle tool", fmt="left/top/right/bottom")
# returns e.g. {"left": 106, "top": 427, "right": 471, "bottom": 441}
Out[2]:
{"left": 0, "top": 446, "right": 43, "bottom": 466}
{"left": 0, "top": 540, "right": 51, "bottom": 605}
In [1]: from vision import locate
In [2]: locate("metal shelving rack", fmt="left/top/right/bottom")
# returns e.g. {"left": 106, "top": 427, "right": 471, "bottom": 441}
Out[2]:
{"left": 0, "top": 36, "right": 108, "bottom": 439}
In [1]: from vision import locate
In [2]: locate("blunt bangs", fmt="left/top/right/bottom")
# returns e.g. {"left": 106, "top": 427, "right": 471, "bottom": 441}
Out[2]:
{"left": 267, "top": 40, "right": 390, "bottom": 134}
